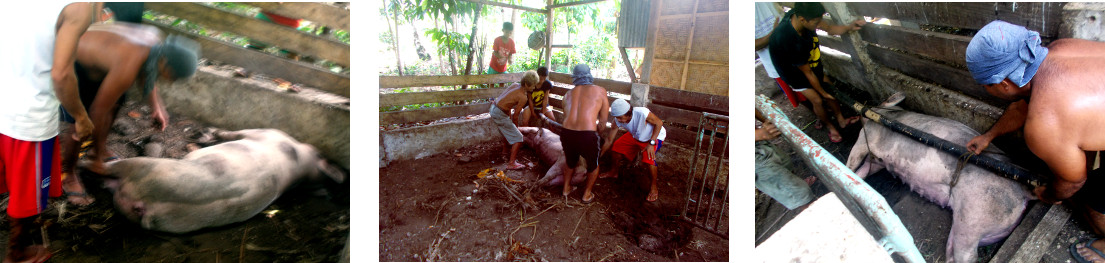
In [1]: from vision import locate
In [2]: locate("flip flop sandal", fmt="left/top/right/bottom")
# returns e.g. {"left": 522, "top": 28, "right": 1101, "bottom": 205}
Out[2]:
{"left": 1071, "top": 238, "right": 1105, "bottom": 263}
{"left": 582, "top": 193, "right": 595, "bottom": 204}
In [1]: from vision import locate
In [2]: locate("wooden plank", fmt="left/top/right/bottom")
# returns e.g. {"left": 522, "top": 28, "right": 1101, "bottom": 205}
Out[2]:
{"left": 244, "top": 2, "right": 349, "bottom": 31}
{"left": 548, "top": 72, "right": 632, "bottom": 95}
{"left": 648, "top": 103, "right": 705, "bottom": 130}
{"left": 1007, "top": 204, "right": 1071, "bottom": 263}
{"left": 620, "top": 47, "right": 638, "bottom": 83}
{"left": 659, "top": 10, "right": 728, "bottom": 20}
{"left": 639, "top": 0, "right": 662, "bottom": 84}
{"left": 147, "top": 19, "right": 350, "bottom": 97}
{"left": 819, "top": 35, "right": 847, "bottom": 54}
{"left": 380, "top": 103, "right": 492, "bottom": 125}
{"left": 865, "top": 45, "right": 1005, "bottom": 105}
{"left": 146, "top": 2, "right": 350, "bottom": 66}
{"left": 461, "top": 0, "right": 545, "bottom": 13}
{"left": 548, "top": 0, "right": 607, "bottom": 9}
{"left": 847, "top": 2, "right": 1064, "bottom": 38}
{"left": 858, "top": 23, "right": 971, "bottom": 67}
{"left": 663, "top": 126, "right": 726, "bottom": 156}
{"left": 678, "top": 0, "right": 702, "bottom": 91}
{"left": 988, "top": 202, "right": 1049, "bottom": 263}
{"left": 379, "top": 73, "right": 523, "bottom": 89}
{"left": 379, "top": 88, "right": 505, "bottom": 108}
{"left": 648, "top": 86, "right": 728, "bottom": 114}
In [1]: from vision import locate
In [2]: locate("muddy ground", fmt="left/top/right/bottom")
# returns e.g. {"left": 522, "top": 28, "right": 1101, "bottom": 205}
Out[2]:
{"left": 379, "top": 138, "right": 728, "bottom": 261}
{"left": 0, "top": 100, "right": 350, "bottom": 262}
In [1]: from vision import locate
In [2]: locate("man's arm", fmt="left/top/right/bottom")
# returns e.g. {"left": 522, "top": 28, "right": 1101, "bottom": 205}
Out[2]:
{"left": 818, "top": 18, "right": 865, "bottom": 36}
{"left": 53, "top": 3, "right": 96, "bottom": 141}
{"left": 149, "top": 84, "right": 170, "bottom": 130}
{"left": 798, "top": 64, "right": 833, "bottom": 100}
{"left": 1026, "top": 128, "right": 1087, "bottom": 204}
{"left": 967, "top": 99, "right": 1028, "bottom": 154}
{"left": 91, "top": 59, "right": 143, "bottom": 145}
{"left": 521, "top": 92, "right": 536, "bottom": 126}
{"left": 646, "top": 112, "right": 664, "bottom": 142}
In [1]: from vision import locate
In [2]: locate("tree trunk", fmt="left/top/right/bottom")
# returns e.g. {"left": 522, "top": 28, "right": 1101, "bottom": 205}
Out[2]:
{"left": 460, "top": 4, "right": 482, "bottom": 90}
{"left": 434, "top": 19, "right": 447, "bottom": 75}
{"left": 389, "top": 7, "right": 403, "bottom": 76}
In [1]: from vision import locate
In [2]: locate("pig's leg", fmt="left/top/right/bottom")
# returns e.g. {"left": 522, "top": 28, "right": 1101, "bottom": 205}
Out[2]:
{"left": 946, "top": 211, "right": 982, "bottom": 263}
{"left": 540, "top": 158, "right": 567, "bottom": 186}
{"left": 847, "top": 130, "right": 875, "bottom": 178}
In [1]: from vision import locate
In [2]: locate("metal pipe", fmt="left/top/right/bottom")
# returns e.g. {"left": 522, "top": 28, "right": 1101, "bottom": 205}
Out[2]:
{"left": 755, "top": 95, "right": 925, "bottom": 263}
{"left": 826, "top": 86, "right": 1049, "bottom": 188}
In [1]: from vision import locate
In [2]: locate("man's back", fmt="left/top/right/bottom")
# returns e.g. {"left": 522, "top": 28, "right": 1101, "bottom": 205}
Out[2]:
{"left": 75, "top": 23, "right": 161, "bottom": 80}
{"left": 563, "top": 84, "right": 609, "bottom": 131}
{"left": 1026, "top": 38, "right": 1105, "bottom": 151}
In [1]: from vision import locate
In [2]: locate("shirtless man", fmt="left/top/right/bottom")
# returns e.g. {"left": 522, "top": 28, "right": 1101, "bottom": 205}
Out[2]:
{"left": 490, "top": 70, "right": 539, "bottom": 170}
{"left": 60, "top": 22, "right": 199, "bottom": 205}
{"left": 962, "top": 20, "right": 1105, "bottom": 262}
{"left": 560, "top": 64, "right": 610, "bottom": 203}
{"left": 516, "top": 66, "right": 556, "bottom": 127}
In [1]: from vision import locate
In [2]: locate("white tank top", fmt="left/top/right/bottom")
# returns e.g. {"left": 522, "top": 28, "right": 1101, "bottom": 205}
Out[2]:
{"left": 0, "top": 3, "right": 71, "bottom": 141}
{"left": 616, "top": 107, "right": 667, "bottom": 142}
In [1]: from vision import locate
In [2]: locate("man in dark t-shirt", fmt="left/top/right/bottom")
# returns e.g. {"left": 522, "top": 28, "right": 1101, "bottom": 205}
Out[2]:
{"left": 768, "top": 2, "right": 865, "bottom": 143}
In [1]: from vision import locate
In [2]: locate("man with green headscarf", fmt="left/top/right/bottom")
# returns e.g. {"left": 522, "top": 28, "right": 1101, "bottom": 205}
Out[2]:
{"left": 59, "top": 22, "right": 199, "bottom": 205}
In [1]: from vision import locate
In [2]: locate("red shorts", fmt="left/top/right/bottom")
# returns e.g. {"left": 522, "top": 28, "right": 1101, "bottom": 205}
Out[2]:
{"left": 775, "top": 78, "right": 807, "bottom": 108}
{"left": 0, "top": 134, "right": 62, "bottom": 218}
{"left": 611, "top": 134, "right": 662, "bottom": 166}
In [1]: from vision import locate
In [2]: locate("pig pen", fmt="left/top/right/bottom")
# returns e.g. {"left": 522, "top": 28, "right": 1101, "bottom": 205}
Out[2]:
{"left": 0, "top": 64, "right": 351, "bottom": 262}
{"left": 379, "top": 119, "right": 729, "bottom": 261}
{"left": 754, "top": 78, "right": 1105, "bottom": 262}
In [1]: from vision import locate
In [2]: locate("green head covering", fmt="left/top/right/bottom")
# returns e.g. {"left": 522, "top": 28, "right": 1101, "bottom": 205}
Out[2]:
{"left": 143, "top": 35, "right": 200, "bottom": 95}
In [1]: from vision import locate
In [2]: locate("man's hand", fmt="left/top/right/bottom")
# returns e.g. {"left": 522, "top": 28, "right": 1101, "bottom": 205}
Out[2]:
{"left": 820, "top": 91, "right": 836, "bottom": 101}
{"left": 1034, "top": 185, "right": 1061, "bottom": 205}
{"left": 966, "top": 134, "right": 993, "bottom": 154}
{"left": 646, "top": 142, "right": 656, "bottom": 160}
{"left": 73, "top": 116, "right": 94, "bottom": 142}
{"left": 756, "top": 123, "right": 781, "bottom": 141}
{"left": 850, "top": 19, "right": 866, "bottom": 31}
{"left": 151, "top": 108, "right": 169, "bottom": 131}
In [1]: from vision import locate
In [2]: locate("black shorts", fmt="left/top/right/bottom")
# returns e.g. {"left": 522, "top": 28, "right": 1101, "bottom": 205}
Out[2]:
{"left": 560, "top": 128, "right": 600, "bottom": 173}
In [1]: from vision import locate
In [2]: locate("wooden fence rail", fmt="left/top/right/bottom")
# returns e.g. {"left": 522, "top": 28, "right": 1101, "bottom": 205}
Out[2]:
{"left": 147, "top": 2, "right": 350, "bottom": 66}
{"left": 379, "top": 73, "right": 523, "bottom": 89}
{"left": 244, "top": 2, "right": 350, "bottom": 31}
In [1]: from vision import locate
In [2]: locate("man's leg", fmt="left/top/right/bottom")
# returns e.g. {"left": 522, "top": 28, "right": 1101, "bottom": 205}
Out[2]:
{"left": 5, "top": 216, "right": 50, "bottom": 262}
{"left": 647, "top": 165, "right": 659, "bottom": 202}
{"left": 600, "top": 153, "right": 623, "bottom": 179}
{"left": 798, "top": 89, "right": 843, "bottom": 142}
{"left": 507, "top": 142, "right": 524, "bottom": 169}
{"left": 1, "top": 135, "right": 58, "bottom": 262}
{"left": 582, "top": 166, "right": 601, "bottom": 203}
{"left": 59, "top": 123, "right": 93, "bottom": 205}
{"left": 87, "top": 104, "right": 122, "bottom": 175}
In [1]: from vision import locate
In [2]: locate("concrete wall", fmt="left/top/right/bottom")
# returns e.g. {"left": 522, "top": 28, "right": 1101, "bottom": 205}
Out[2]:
{"left": 381, "top": 117, "right": 503, "bottom": 164}
{"left": 157, "top": 67, "right": 350, "bottom": 169}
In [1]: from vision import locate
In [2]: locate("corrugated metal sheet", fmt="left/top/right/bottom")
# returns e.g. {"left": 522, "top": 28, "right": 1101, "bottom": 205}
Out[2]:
{"left": 617, "top": 0, "right": 650, "bottom": 48}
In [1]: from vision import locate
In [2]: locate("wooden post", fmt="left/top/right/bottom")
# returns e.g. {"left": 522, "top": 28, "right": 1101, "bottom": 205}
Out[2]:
{"left": 677, "top": 0, "right": 701, "bottom": 90}
{"left": 620, "top": 47, "right": 638, "bottom": 83}
{"left": 639, "top": 0, "right": 661, "bottom": 84}
{"left": 823, "top": 3, "right": 889, "bottom": 99}
{"left": 545, "top": 0, "right": 554, "bottom": 70}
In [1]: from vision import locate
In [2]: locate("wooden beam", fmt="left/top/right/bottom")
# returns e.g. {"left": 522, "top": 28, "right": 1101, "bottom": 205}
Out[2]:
{"left": 648, "top": 103, "right": 705, "bottom": 130}
{"left": 379, "top": 88, "right": 505, "bottom": 108}
{"left": 654, "top": 58, "right": 727, "bottom": 66}
{"left": 544, "top": 0, "right": 553, "bottom": 70}
{"left": 461, "top": 0, "right": 546, "bottom": 13}
{"left": 619, "top": 47, "right": 638, "bottom": 83}
{"left": 548, "top": 0, "right": 607, "bottom": 9}
{"left": 379, "top": 73, "right": 523, "bottom": 89}
{"left": 243, "top": 2, "right": 350, "bottom": 31}
{"left": 847, "top": 2, "right": 1064, "bottom": 38}
{"left": 988, "top": 202, "right": 1049, "bottom": 263}
{"left": 551, "top": 44, "right": 574, "bottom": 48}
{"left": 380, "top": 103, "right": 492, "bottom": 125}
{"left": 648, "top": 85, "right": 728, "bottom": 114}
{"left": 146, "top": 2, "right": 350, "bottom": 66}
{"left": 857, "top": 23, "right": 971, "bottom": 68}
{"left": 659, "top": 10, "right": 727, "bottom": 20}
{"left": 678, "top": 0, "right": 701, "bottom": 90}
{"left": 639, "top": 0, "right": 662, "bottom": 84}
{"left": 1005, "top": 204, "right": 1071, "bottom": 263}
{"left": 547, "top": 72, "right": 632, "bottom": 95}
{"left": 865, "top": 45, "right": 1005, "bottom": 105}
{"left": 147, "top": 19, "right": 350, "bottom": 97}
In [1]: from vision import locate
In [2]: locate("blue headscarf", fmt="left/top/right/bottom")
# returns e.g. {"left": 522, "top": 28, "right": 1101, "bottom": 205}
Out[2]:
{"left": 143, "top": 35, "right": 200, "bottom": 96}
{"left": 965, "top": 20, "right": 1048, "bottom": 87}
{"left": 571, "top": 64, "right": 593, "bottom": 85}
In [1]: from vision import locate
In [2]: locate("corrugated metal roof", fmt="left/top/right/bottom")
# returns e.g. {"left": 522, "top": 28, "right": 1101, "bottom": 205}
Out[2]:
{"left": 617, "top": 0, "right": 650, "bottom": 48}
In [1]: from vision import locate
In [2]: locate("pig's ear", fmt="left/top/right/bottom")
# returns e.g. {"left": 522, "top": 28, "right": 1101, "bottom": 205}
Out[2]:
{"left": 318, "top": 159, "right": 345, "bottom": 183}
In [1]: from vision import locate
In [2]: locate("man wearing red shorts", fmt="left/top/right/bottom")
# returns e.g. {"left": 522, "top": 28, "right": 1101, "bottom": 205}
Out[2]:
{"left": 601, "top": 99, "right": 667, "bottom": 202}
{"left": 0, "top": 3, "right": 98, "bottom": 262}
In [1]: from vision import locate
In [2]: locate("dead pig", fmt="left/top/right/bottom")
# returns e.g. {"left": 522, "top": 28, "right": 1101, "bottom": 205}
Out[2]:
{"left": 518, "top": 127, "right": 587, "bottom": 186}
{"left": 845, "top": 94, "right": 1033, "bottom": 263}
{"left": 105, "top": 129, "right": 344, "bottom": 233}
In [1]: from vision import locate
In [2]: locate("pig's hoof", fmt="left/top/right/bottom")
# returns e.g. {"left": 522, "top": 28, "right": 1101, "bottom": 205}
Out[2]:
{"left": 1071, "top": 238, "right": 1105, "bottom": 263}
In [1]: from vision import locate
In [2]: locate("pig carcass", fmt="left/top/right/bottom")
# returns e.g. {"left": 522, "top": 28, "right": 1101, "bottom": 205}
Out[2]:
{"left": 518, "top": 127, "right": 587, "bottom": 186}
{"left": 105, "top": 129, "right": 344, "bottom": 233}
{"left": 846, "top": 94, "right": 1033, "bottom": 263}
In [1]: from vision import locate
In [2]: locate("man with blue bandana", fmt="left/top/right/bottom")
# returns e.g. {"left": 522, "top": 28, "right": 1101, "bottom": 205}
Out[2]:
{"left": 560, "top": 64, "right": 610, "bottom": 204}
{"left": 58, "top": 22, "right": 199, "bottom": 205}
{"left": 963, "top": 20, "right": 1105, "bottom": 262}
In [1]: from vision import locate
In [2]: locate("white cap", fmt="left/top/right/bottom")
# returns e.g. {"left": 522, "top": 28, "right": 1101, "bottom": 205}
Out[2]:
{"left": 611, "top": 99, "right": 630, "bottom": 117}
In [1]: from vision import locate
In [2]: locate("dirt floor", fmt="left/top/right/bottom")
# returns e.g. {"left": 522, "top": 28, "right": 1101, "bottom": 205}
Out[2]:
{"left": 0, "top": 100, "right": 350, "bottom": 262}
{"left": 379, "top": 139, "right": 728, "bottom": 261}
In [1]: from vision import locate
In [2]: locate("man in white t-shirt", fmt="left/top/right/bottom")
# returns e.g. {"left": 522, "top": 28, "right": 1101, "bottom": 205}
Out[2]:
{"left": 756, "top": 2, "right": 808, "bottom": 108}
{"left": 600, "top": 99, "right": 667, "bottom": 202}
{"left": 0, "top": 3, "right": 99, "bottom": 262}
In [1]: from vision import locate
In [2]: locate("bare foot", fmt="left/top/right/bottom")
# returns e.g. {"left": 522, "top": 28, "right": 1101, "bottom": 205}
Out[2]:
{"left": 829, "top": 130, "right": 843, "bottom": 143}
{"left": 804, "top": 176, "right": 818, "bottom": 186}
{"left": 838, "top": 116, "right": 861, "bottom": 129}
{"left": 5, "top": 244, "right": 52, "bottom": 263}
{"left": 61, "top": 173, "right": 94, "bottom": 206}
{"left": 647, "top": 186, "right": 659, "bottom": 202}
{"left": 85, "top": 160, "right": 108, "bottom": 175}
{"left": 505, "top": 161, "right": 525, "bottom": 170}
